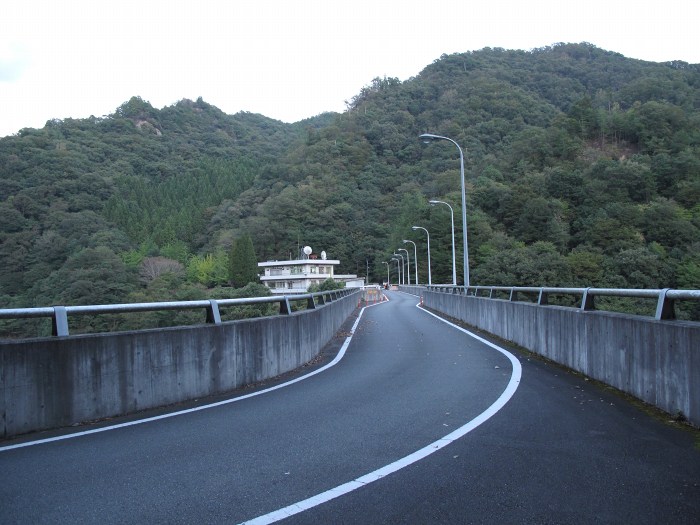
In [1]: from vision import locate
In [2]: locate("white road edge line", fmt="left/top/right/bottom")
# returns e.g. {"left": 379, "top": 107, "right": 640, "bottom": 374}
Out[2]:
{"left": 240, "top": 297, "right": 522, "bottom": 525}
{"left": 0, "top": 301, "right": 387, "bottom": 453}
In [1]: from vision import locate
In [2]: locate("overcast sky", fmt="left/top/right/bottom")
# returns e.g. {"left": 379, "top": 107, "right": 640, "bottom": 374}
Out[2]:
{"left": 1, "top": 0, "right": 698, "bottom": 138}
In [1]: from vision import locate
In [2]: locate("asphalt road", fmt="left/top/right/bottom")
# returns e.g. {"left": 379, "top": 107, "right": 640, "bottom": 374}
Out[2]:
{"left": 1, "top": 291, "right": 698, "bottom": 524}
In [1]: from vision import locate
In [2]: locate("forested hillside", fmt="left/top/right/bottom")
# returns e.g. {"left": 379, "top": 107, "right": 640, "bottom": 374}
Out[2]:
{"left": 1, "top": 43, "right": 699, "bottom": 335}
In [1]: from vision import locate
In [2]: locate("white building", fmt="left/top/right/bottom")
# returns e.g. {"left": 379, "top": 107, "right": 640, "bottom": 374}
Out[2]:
{"left": 258, "top": 249, "right": 364, "bottom": 294}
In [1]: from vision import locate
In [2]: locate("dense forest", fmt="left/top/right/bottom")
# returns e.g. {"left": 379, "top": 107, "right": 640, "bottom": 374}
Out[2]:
{"left": 1, "top": 43, "right": 699, "bottom": 335}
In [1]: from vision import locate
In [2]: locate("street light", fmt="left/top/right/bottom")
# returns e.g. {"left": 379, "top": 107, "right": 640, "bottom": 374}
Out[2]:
{"left": 393, "top": 253, "right": 405, "bottom": 285}
{"left": 390, "top": 257, "right": 401, "bottom": 285}
{"left": 412, "top": 226, "right": 431, "bottom": 286}
{"left": 382, "top": 261, "right": 389, "bottom": 286}
{"left": 398, "top": 248, "right": 411, "bottom": 285}
{"left": 429, "top": 199, "right": 457, "bottom": 286}
{"left": 402, "top": 240, "right": 418, "bottom": 285}
{"left": 420, "top": 133, "right": 470, "bottom": 288}
{"left": 391, "top": 255, "right": 401, "bottom": 285}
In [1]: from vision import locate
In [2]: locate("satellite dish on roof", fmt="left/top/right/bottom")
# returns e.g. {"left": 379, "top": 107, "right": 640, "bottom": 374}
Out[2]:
{"left": 321, "top": 251, "right": 327, "bottom": 260}
{"left": 303, "top": 246, "right": 312, "bottom": 255}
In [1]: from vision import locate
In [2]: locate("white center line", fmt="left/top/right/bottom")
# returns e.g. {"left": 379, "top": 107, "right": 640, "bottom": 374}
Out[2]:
{"left": 240, "top": 300, "right": 522, "bottom": 524}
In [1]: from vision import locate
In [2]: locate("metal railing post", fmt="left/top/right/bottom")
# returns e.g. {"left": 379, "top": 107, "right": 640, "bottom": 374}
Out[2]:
{"left": 581, "top": 288, "right": 595, "bottom": 311}
{"left": 52, "top": 306, "right": 69, "bottom": 336}
{"left": 280, "top": 297, "right": 292, "bottom": 315}
{"left": 655, "top": 288, "right": 675, "bottom": 320}
{"left": 206, "top": 300, "right": 222, "bottom": 324}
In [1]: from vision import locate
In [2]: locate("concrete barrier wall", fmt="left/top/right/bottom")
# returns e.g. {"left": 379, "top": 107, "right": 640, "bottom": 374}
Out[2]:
{"left": 400, "top": 285, "right": 427, "bottom": 296}
{"left": 0, "top": 292, "right": 358, "bottom": 439}
{"left": 422, "top": 291, "right": 700, "bottom": 426}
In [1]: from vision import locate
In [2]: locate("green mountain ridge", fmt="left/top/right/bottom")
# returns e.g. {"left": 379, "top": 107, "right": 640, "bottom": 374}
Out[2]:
{"left": 1, "top": 42, "right": 699, "bottom": 335}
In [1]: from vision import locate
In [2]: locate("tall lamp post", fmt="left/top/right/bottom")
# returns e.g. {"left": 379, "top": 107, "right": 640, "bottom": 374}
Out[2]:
{"left": 382, "top": 261, "right": 389, "bottom": 286}
{"left": 393, "top": 253, "right": 405, "bottom": 285}
{"left": 403, "top": 240, "right": 418, "bottom": 285}
{"left": 411, "top": 226, "right": 431, "bottom": 286}
{"left": 398, "top": 248, "right": 411, "bottom": 285}
{"left": 391, "top": 257, "right": 401, "bottom": 285}
{"left": 429, "top": 199, "right": 457, "bottom": 286}
{"left": 420, "top": 134, "right": 470, "bottom": 289}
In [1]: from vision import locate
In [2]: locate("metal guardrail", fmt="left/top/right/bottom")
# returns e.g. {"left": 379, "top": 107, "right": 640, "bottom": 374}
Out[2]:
{"left": 0, "top": 288, "right": 359, "bottom": 337}
{"left": 423, "top": 285, "right": 700, "bottom": 321}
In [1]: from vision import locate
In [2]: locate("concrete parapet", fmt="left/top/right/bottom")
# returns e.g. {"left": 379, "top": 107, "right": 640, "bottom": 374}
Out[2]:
{"left": 0, "top": 292, "right": 358, "bottom": 439}
{"left": 423, "top": 291, "right": 699, "bottom": 426}
{"left": 398, "top": 285, "right": 427, "bottom": 296}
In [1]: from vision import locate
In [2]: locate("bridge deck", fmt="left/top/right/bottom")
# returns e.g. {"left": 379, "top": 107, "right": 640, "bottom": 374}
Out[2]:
{"left": 1, "top": 291, "right": 698, "bottom": 524}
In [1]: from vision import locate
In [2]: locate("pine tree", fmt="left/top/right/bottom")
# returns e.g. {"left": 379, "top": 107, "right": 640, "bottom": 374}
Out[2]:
{"left": 229, "top": 234, "right": 259, "bottom": 288}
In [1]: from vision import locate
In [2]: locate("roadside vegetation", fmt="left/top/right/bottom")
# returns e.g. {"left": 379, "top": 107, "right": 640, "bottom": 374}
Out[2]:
{"left": 1, "top": 43, "right": 699, "bottom": 336}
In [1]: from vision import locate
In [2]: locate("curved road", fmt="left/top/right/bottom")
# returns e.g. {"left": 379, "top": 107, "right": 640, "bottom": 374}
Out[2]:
{"left": 1, "top": 291, "right": 698, "bottom": 524}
